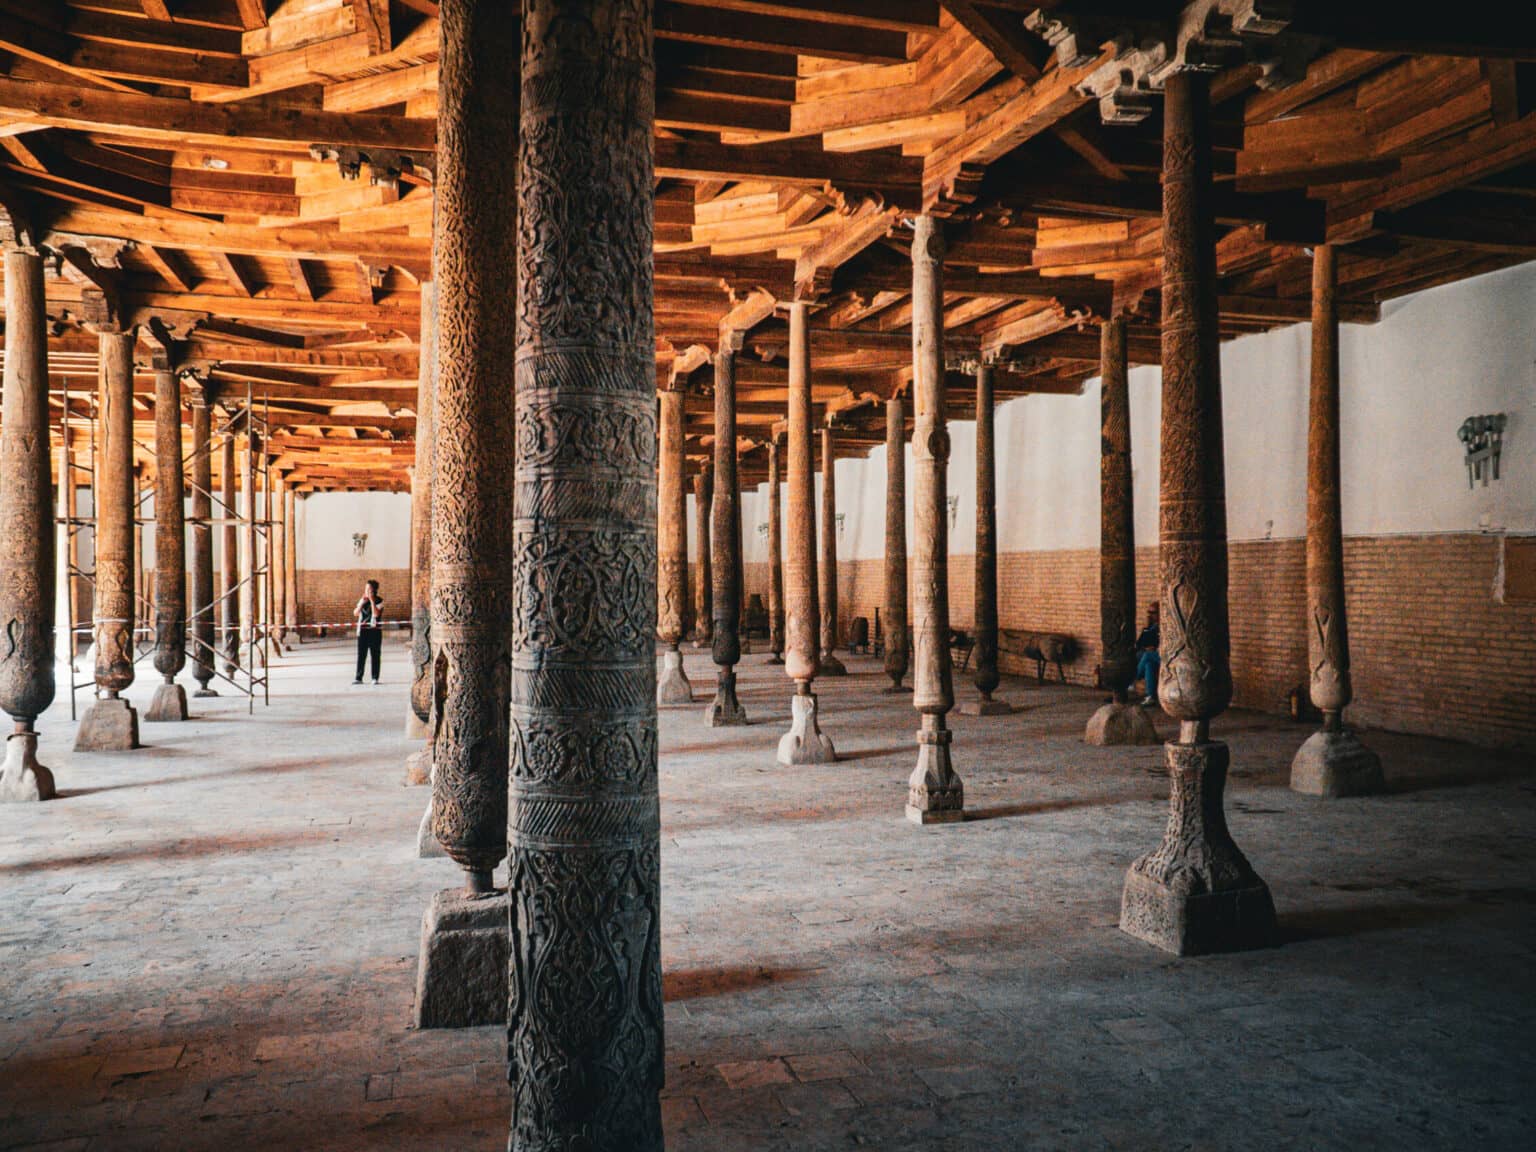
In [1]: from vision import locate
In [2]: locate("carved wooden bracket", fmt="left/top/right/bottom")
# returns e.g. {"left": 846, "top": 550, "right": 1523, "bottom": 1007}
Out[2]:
{"left": 309, "top": 144, "right": 435, "bottom": 193}
{"left": 1024, "top": 1, "right": 1319, "bottom": 124}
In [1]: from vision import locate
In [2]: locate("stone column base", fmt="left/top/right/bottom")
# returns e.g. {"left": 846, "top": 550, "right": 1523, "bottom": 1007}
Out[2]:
{"left": 705, "top": 670, "right": 748, "bottom": 727}
{"left": 405, "top": 747, "right": 432, "bottom": 787}
{"left": 404, "top": 710, "right": 429, "bottom": 740}
{"left": 960, "top": 694, "right": 1013, "bottom": 717}
{"left": 776, "top": 690, "right": 836, "bottom": 765}
{"left": 0, "top": 732, "right": 55, "bottom": 802}
{"left": 145, "top": 682, "right": 188, "bottom": 723}
{"left": 1084, "top": 701, "right": 1159, "bottom": 746}
{"left": 413, "top": 888, "right": 508, "bottom": 1029}
{"left": 906, "top": 718, "right": 963, "bottom": 824}
{"left": 74, "top": 698, "right": 140, "bottom": 751}
{"left": 818, "top": 651, "right": 847, "bottom": 676}
{"left": 192, "top": 683, "right": 218, "bottom": 698}
{"left": 416, "top": 799, "right": 445, "bottom": 858}
{"left": 656, "top": 647, "right": 693, "bottom": 706}
{"left": 1121, "top": 869, "right": 1276, "bottom": 957}
{"left": 882, "top": 681, "right": 910, "bottom": 695}
{"left": 1290, "top": 728, "right": 1384, "bottom": 798}
{"left": 1120, "top": 740, "right": 1276, "bottom": 955}
{"left": 767, "top": 652, "right": 784, "bottom": 666}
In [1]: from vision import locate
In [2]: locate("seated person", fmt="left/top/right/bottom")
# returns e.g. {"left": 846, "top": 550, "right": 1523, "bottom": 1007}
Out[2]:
{"left": 1135, "top": 603, "right": 1160, "bottom": 707}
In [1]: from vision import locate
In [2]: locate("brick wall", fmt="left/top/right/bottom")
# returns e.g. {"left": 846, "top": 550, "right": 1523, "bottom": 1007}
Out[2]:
{"left": 807, "top": 534, "right": 1536, "bottom": 749}
{"left": 297, "top": 568, "right": 410, "bottom": 632}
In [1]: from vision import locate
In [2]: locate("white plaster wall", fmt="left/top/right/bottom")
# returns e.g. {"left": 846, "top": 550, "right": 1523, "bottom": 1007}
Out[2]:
{"left": 275, "top": 261, "right": 1535, "bottom": 571}
{"left": 296, "top": 492, "right": 411, "bottom": 570}
{"left": 837, "top": 260, "right": 1536, "bottom": 558}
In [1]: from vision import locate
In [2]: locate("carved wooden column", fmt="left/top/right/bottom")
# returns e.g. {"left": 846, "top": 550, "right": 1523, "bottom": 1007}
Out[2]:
{"left": 766, "top": 435, "right": 785, "bottom": 664}
{"left": 145, "top": 364, "right": 188, "bottom": 722}
{"left": 271, "top": 474, "right": 287, "bottom": 655}
{"left": 0, "top": 244, "right": 57, "bottom": 799}
{"left": 883, "top": 393, "right": 910, "bottom": 693}
{"left": 1087, "top": 317, "right": 1156, "bottom": 745}
{"left": 283, "top": 486, "right": 297, "bottom": 641}
{"left": 240, "top": 429, "right": 258, "bottom": 669}
{"left": 1291, "top": 244, "right": 1382, "bottom": 798}
{"left": 429, "top": 0, "right": 516, "bottom": 895}
{"left": 692, "top": 467, "right": 712, "bottom": 647}
{"left": 75, "top": 330, "right": 139, "bottom": 751}
{"left": 777, "top": 301, "right": 836, "bottom": 764}
{"left": 509, "top": 2, "right": 663, "bottom": 1144}
{"left": 1120, "top": 72, "right": 1274, "bottom": 955}
{"left": 817, "top": 425, "right": 848, "bottom": 675}
{"left": 963, "top": 360, "right": 1011, "bottom": 716}
{"left": 656, "top": 386, "right": 693, "bottom": 705}
{"left": 219, "top": 425, "right": 240, "bottom": 676}
{"left": 188, "top": 393, "right": 216, "bottom": 696}
{"left": 407, "top": 279, "right": 439, "bottom": 743}
{"left": 707, "top": 347, "right": 747, "bottom": 724}
{"left": 906, "top": 214, "right": 962, "bottom": 823}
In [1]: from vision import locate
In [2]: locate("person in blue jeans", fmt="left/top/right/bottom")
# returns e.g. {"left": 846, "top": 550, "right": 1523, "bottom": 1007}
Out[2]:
{"left": 1135, "top": 602, "right": 1160, "bottom": 707}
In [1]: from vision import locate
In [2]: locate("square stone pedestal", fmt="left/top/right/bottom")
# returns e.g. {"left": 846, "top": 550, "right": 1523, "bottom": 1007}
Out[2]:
{"left": 1290, "top": 727, "right": 1384, "bottom": 798}
{"left": 413, "top": 888, "right": 509, "bottom": 1029}
{"left": 74, "top": 698, "right": 140, "bottom": 751}
{"left": 1120, "top": 869, "right": 1276, "bottom": 957}
{"left": 145, "top": 682, "right": 188, "bottom": 722}
{"left": 959, "top": 695, "right": 1012, "bottom": 717}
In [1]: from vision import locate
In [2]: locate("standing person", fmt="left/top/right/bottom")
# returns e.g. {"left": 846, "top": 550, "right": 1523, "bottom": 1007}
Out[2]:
{"left": 353, "top": 579, "right": 384, "bottom": 685}
{"left": 1135, "top": 602, "right": 1160, "bottom": 707}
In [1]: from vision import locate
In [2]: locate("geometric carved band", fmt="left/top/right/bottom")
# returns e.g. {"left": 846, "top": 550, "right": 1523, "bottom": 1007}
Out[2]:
{"left": 509, "top": 665, "right": 652, "bottom": 712}
{"left": 508, "top": 792, "right": 659, "bottom": 852}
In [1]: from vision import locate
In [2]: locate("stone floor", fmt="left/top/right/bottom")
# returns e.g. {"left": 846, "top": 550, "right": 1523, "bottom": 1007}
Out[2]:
{"left": 3, "top": 639, "right": 1534, "bottom": 1152}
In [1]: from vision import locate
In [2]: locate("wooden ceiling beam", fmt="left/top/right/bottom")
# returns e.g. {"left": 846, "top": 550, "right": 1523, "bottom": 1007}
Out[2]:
{"left": 655, "top": 2, "right": 914, "bottom": 64}
{"left": 0, "top": 76, "right": 435, "bottom": 152}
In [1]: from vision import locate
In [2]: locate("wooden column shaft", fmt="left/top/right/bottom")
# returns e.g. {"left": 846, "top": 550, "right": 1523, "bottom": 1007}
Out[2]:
{"left": 429, "top": 0, "right": 519, "bottom": 881}
{"left": 219, "top": 424, "right": 239, "bottom": 670}
{"left": 0, "top": 247, "right": 56, "bottom": 726}
{"left": 972, "top": 363, "right": 999, "bottom": 699}
{"left": 711, "top": 349, "right": 740, "bottom": 667}
{"left": 508, "top": 0, "right": 663, "bottom": 1144}
{"left": 692, "top": 467, "right": 712, "bottom": 643}
{"left": 766, "top": 438, "right": 784, "bottom": 658}
{"left": 1306, "top": 243, "right": 1352, "bottom": 721}
{"left": 1157, "top": 70, "right": 1231, "bottom": 735}
{"left": 94, "top": 331, "right": 136, "bottom": 698}
{"left": 819, "top": 425, "right": 842, "bottom": 657}
{"left": 409, "top": 280, "right": 438, "bottom": 724}
{"left": 151, "top": 369, "right": 187, "bottom": 683}
{"left": 883, "top": 394, "right": 909, "bottom": 688}
{"left": 784, "top": 300, "right": 820, "bottom": 686}
{"left": 910, "top": 216, "right": 952, "bottom": 717}
{"left": 1098, "top": 317, "right": 1136, "bottom": 700}
{"left": 657, "top": 388, "right": 688, "bottom": 647}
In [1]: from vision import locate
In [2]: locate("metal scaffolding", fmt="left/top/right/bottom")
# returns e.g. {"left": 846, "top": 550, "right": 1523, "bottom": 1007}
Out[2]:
{"left": 57, "top": 379, "right": 276, "bottom": 717}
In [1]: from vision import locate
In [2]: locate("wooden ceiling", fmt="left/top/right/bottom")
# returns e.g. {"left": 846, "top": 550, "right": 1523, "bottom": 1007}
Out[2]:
{"left": 0, "top": 1, "right": 1532, "bottom": 491}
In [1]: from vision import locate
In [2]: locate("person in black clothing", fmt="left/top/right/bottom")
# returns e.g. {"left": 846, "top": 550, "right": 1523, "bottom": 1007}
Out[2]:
{"left": 1134, "top": 602, "right": 1160, "bottom": 707}
{"left": 353, "top": 579, "right": 384, "bottom": 685}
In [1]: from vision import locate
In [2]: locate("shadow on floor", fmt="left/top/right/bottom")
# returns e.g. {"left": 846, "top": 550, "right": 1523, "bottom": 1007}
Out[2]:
{"left": 1279, "top": 899, "right": 1475, "bottom": 943}
{"left": 0, "top": 830, "right": 341, "bottom": 875}
{"left": 964, "top": 793, "right": 1140, "bottom": 822}
{"left": 663, "top": 963, "right": 817, "bottom": 1001}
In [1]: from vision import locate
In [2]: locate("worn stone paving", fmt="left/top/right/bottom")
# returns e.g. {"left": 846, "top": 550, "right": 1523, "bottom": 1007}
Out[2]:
{"left": 2, "top": 639, "right": 1534, "bottom": 1151}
